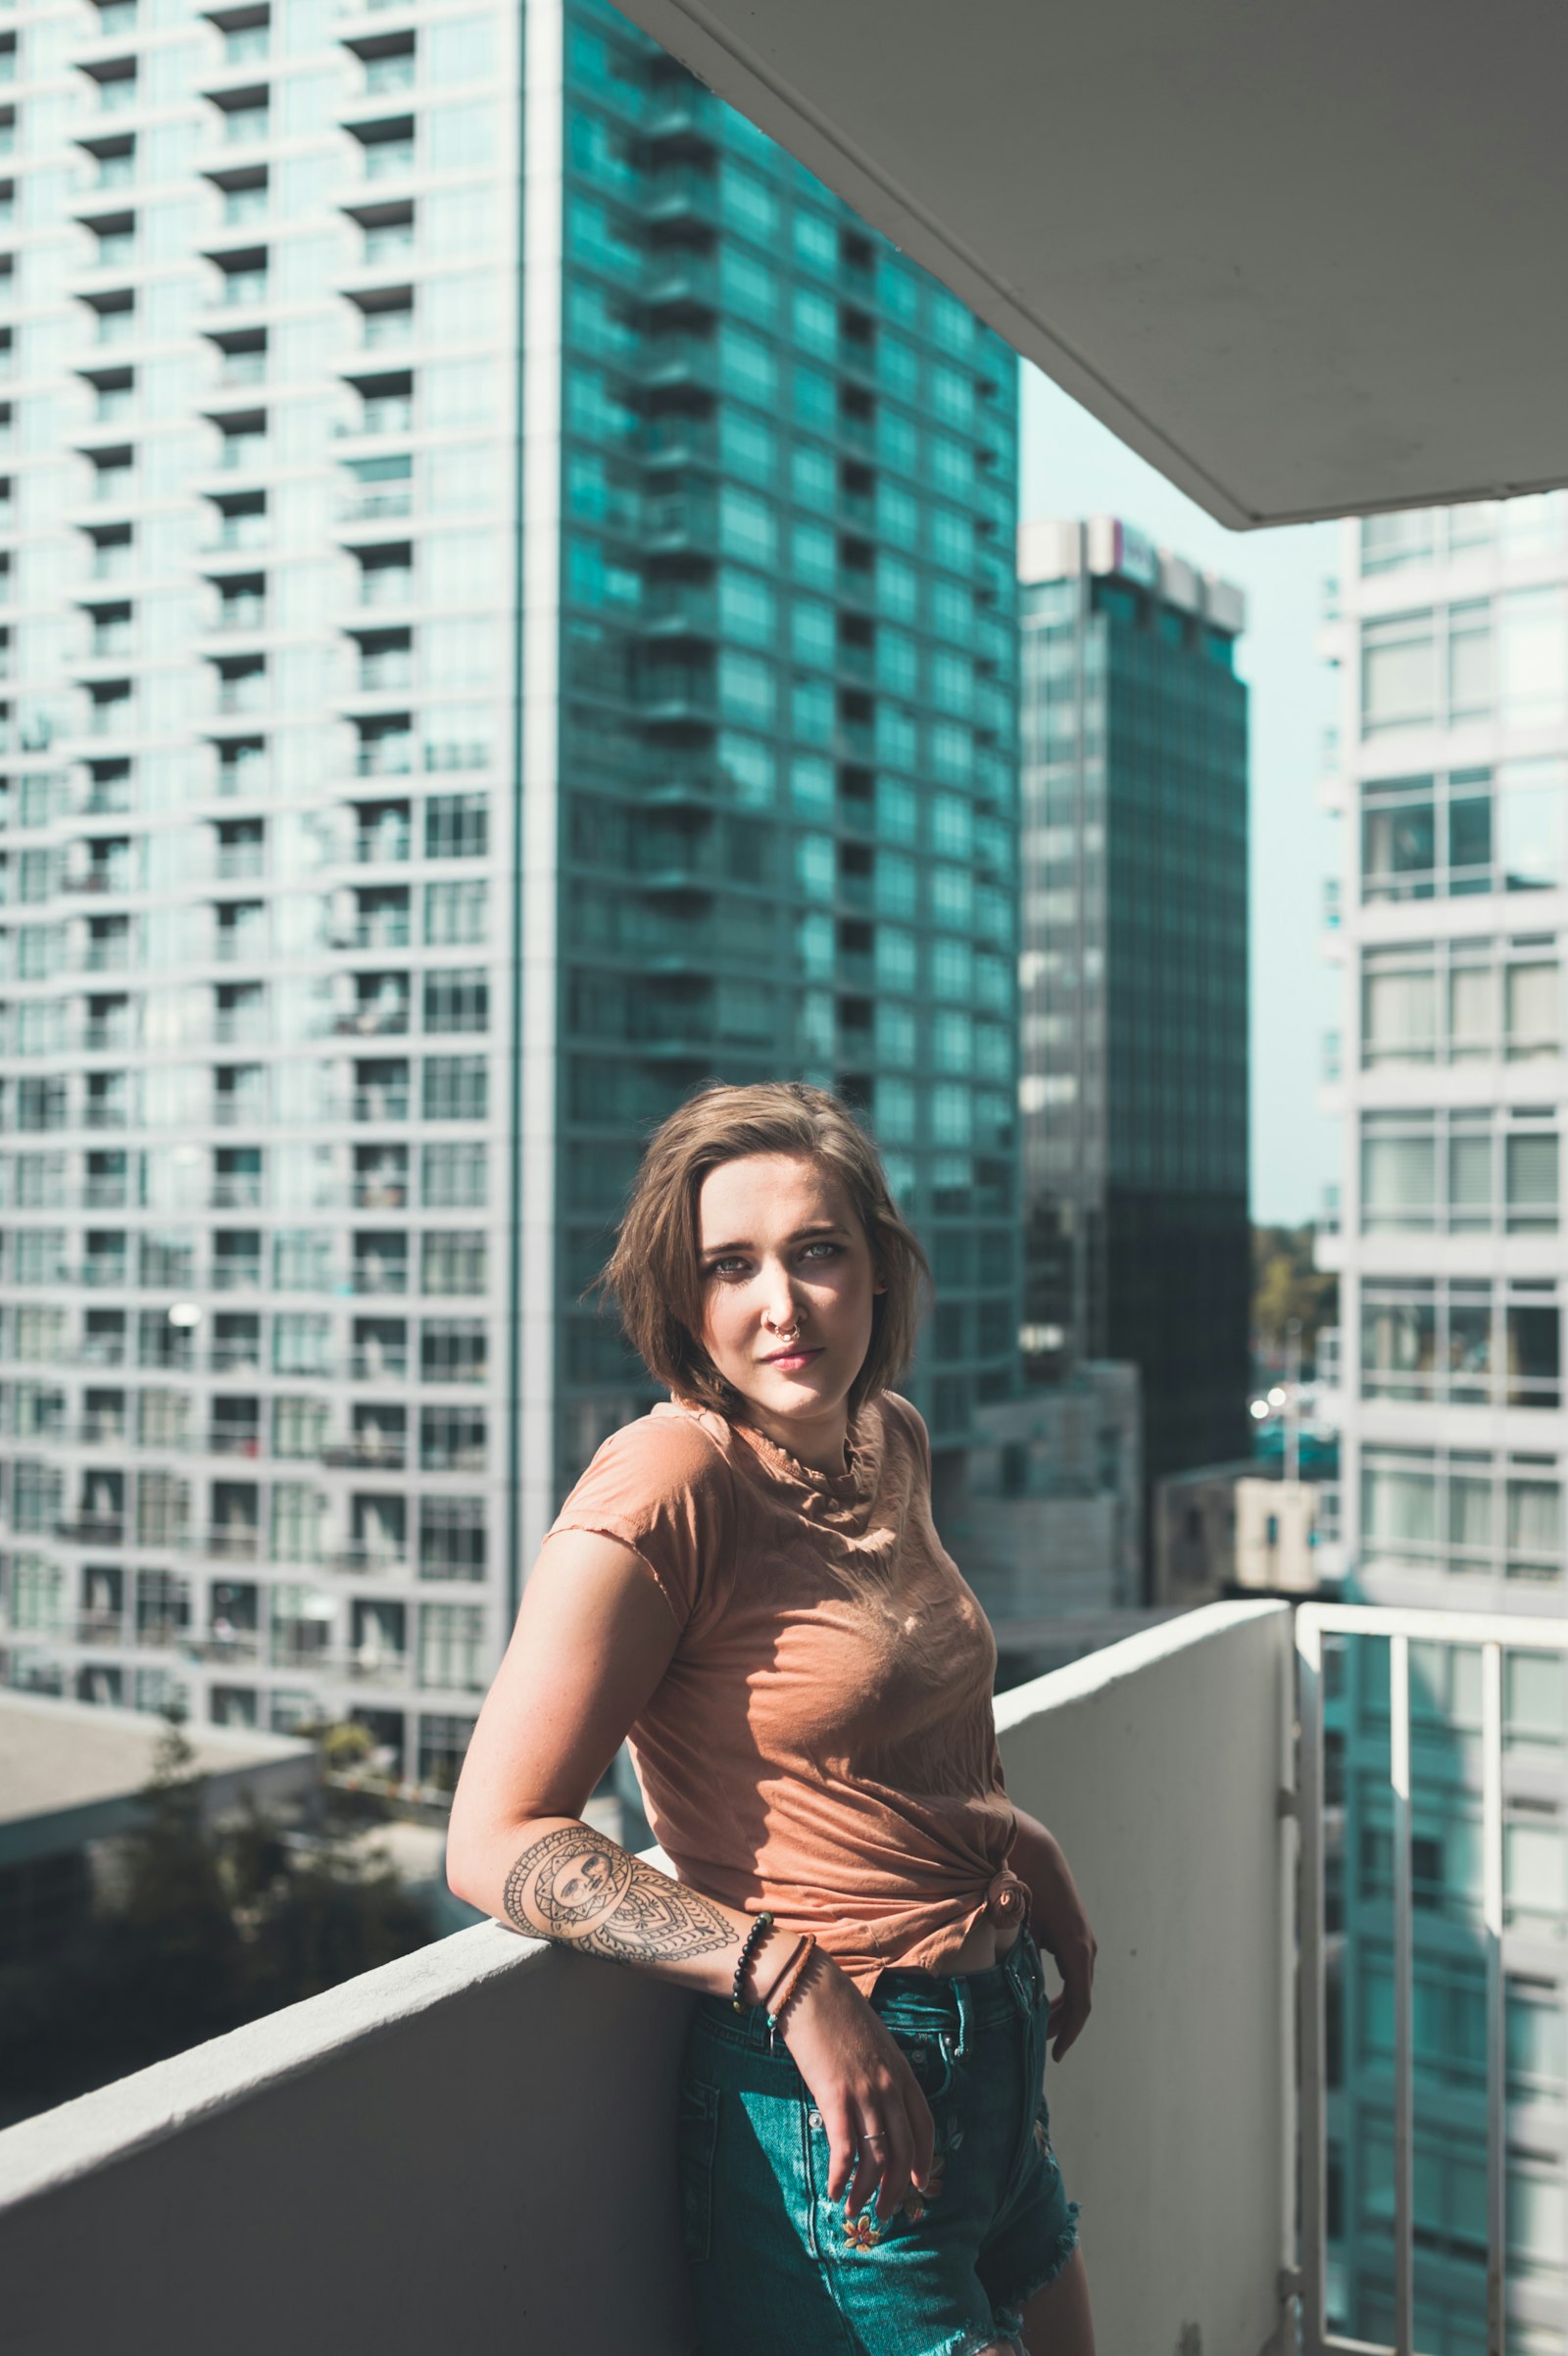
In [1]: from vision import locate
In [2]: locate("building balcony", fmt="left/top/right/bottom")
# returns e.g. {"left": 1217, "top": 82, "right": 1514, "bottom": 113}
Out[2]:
{"left": 0, "top": 1602, "right": 1296, "bottom": 2351}
{"left": 204, "top": 1528, "right": 261, "bottom": 1562}
{"left": 320, "top": 1438, "right": 407, "bottom": 1471}
{"left": 335, "top": 1006, "right": 409, "bottom": 1037}
{"left": 326, "top": 1544, "right": 410, "bottom": 1576}
{"left": 211, "top": 1260, "right": 263, "bottom": 1291}
{"left": 53, "top": 1515, "right": 124, "bottom": 1546}
{"left": 350, "top": 1259, "right": 408, "bottom": 1296}
{"left": 183, "top": 1630, "right": 263, "bottom": 1663}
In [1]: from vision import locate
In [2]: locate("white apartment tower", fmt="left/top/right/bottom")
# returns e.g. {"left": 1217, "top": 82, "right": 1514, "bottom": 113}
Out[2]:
{"left": 0, "top": 0, "right": 1024, "bottom": 1783}
{"left": 1318, "top": 493, "right": 1568, "bottom": 2351}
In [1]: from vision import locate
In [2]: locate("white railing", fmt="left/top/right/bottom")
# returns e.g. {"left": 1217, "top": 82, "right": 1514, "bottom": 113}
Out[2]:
{"left": 1296, "top": 1601, "right": 1568, "bottom": 2356}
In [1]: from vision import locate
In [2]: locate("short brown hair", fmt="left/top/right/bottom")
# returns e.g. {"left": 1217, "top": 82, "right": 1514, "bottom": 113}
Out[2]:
{"left": 596, "top": 1081, "right": 931, "bottom": 1418}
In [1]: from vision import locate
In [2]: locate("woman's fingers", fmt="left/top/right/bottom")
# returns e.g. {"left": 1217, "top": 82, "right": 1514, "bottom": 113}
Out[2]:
{"left": 907, "top": 2082, "right": 937, "bottom": 2196}
{"left": 844, "top": 2128, "right": 883, "bottom": 2221}
{"left": 1048, "top": 1981, "right": 1091, "bottom": 2060}
{"left": 872, "top": 2107, "right": 916, "bottom": 2222}
{"left": 821, "top": 2098, "right": 857, "bottom": 2204}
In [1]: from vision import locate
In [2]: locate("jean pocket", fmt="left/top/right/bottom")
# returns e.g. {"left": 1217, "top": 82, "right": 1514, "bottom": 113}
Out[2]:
{"left": 892, "top": 2029, "right": 956, "bottom": 2103}
{"left": 677, "top": 2076, "right": 721, "bottom": 2265}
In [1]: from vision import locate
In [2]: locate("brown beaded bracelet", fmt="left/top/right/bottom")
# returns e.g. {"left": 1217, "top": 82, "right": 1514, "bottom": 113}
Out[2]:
{"left": 764, "top": 1931, "right": 817, "bottom": 2048}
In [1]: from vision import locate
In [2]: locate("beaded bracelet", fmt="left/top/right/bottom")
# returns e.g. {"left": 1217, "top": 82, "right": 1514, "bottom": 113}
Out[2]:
{"left": 764, "top": 1931, "right": 817, "bottom": 2050}
{"left": 730, "top": 1910, "right": 775, "bottom": 2012}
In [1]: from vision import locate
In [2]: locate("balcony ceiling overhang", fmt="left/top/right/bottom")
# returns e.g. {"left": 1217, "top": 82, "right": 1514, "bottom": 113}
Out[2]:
{"left": 615, "top": 0, "right": 1568, "bottom": 530}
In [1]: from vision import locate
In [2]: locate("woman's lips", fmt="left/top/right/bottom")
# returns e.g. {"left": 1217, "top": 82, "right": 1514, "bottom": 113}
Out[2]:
{"left": 761, "top": 1347, "right": 823, "bottom": 1370}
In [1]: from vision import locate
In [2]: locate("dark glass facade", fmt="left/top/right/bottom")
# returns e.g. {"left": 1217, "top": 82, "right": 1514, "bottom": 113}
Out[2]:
{"left": 1019, "top": 534, "right": 1249, "bottom": 1552}
{"left": 556, "top": 1, "right": 1021, "bottom": 1489}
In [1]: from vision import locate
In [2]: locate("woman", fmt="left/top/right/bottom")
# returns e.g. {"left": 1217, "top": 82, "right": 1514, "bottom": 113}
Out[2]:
{"left": 448, "top": 1082, "right": 1098, "bottom": 2356}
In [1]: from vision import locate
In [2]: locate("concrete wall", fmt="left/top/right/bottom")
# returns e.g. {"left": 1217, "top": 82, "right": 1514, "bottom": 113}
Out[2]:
{"left": 0, "top": 1600, "right": 1295, "bottom": 2356}
{"left": 996, "top": 1599, "right": 1296, "bottom": 2356}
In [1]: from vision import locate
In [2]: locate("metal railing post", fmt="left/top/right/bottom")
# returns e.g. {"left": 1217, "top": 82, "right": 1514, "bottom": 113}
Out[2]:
{"left": 1482, "top": 1641, "right": 1506, "bottom": 2356}
{"left": 1298, "top": 1604, "right": 1328, "bottom": 2354}
{"left": 1390, "top": 1632, "right": 1414, "bottom": 2356}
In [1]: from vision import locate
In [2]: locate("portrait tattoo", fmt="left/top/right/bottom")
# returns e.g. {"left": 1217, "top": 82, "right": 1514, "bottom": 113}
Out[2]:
{"left": 503, "top": 1824, "right": 737, "bottom": 1965}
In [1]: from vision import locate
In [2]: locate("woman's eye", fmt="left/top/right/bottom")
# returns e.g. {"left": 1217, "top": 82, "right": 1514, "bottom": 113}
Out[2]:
{"left": 801, "top": 1241, "right": 841, "bottom": 1261}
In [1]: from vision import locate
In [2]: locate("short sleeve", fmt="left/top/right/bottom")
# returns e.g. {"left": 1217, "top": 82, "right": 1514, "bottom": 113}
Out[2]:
{"left": 542, "top": 1410, "right": 736, "bottom": 1638}
{"left": 879, "top": 1390, "right": 933, "bottom": 1481}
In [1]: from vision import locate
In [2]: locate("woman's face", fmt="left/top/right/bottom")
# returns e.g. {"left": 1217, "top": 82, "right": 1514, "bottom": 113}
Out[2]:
{"left": 694, "top": 1153, "right": 883, "bottom": 1452}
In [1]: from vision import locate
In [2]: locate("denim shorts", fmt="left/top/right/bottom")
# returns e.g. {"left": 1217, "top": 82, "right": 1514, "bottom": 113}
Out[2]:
{"left": 677, "top": 1927, "right": 1080, "bottom": 2356}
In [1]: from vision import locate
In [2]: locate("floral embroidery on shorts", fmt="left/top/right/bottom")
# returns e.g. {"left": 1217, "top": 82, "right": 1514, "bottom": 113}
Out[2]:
{"left": 1034, "top": 2114, "right": 1053, "bottom": 2159}
{"left": 842, "top": 2213, "right": 884, "bottom": 2251}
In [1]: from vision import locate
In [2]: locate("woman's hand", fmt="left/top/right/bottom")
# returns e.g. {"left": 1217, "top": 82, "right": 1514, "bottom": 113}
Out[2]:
{"left": 779, "top": 1952, "right": 936, "bottom": 2227}
{"left": 1010, "top": 1810, "right": 1098, "bottom": 2061}
{"left": 1042, "top": 1907, "right": 1097, "bottom": 2061}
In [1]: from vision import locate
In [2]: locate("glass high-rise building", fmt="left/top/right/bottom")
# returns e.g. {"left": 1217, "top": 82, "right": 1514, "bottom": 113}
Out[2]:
{"left": 1317, "top": 492, "right": 1568, "bottom": 2353}
{"left": 0, "top": 0, "right": 1019, "bottom": 1777}
{"left": 1016, "top": 515, "right": 1249, "bottom": 1550}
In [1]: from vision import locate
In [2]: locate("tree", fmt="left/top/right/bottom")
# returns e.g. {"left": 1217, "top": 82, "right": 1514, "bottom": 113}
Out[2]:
{"left": 0, "top": 1713, "right": 437, "bottom": 2128}
{"left": 1251, "top": 1222, "right": 1338, "bottom": 1368}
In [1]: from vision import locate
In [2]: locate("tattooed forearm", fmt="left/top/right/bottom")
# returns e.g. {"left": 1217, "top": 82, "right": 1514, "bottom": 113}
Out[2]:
{"left": 503, "top": 1823, "right": 739, "bottom": 1967}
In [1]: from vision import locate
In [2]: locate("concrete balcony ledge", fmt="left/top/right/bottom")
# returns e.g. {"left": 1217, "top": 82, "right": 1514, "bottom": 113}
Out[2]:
{"left": 0, "top": 1600, "right": 1295, "bottom": 2356}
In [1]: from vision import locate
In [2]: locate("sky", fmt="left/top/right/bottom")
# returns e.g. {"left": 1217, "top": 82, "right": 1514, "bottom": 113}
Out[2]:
{"left": 1017, "top": 365, "right": 1343, "bottom": 1228}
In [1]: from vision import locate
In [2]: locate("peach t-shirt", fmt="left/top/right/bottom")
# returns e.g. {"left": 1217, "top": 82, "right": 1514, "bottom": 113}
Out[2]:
{"left": 543, "top": 1388, "right": 1026, "bottom": 1993}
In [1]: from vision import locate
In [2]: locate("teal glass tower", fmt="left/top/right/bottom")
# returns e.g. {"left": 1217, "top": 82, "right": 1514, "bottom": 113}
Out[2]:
{"left": 555, "top": 3, "right": 1022, "bottom": 1497}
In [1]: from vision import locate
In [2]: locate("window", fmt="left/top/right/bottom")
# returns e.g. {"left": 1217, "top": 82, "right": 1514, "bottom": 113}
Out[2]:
{"left": 791, "top": 209, "right": 836, "bottom": 274}
{"left": 1361, "top": 1282, "right": 1562, "bottom": 1412}
{"left": 424, "top": 878, "right": 487, "bottom": 944}
{"left": 136, "top": 1569, "right": 191, "bottom": 1645}
{"left": 418, "top": 1495, "right": 486, "bottom": 1579}
{"left": 716, "top": 322, "right": 775, "bottom": 409}
{"left": 1362, "top": 611, "right": 1436, "bottom": 734}
{"left": 11, "top": 1461, "right": 63, "bottom": 1536}
{"left": 419, "top": 1601, "right": 486, "bottom": 1690}
{"left": 271, "top": 1229, "right": 332, "bottom": 1290}
{"left": 136, "top": 1471, "right": 189, "bottom": 1547}
{"left": 718, "top": 484, "right": 775, "bottom": 567}
{"left": 420, "top": 1230, "right": 486, "bottom": 1295}
{"left": 272, "top": 1396, "right": 327, "bottom": 1458}
{"left": 1501, "top": 588, "right": 1568, "bottom": 730}
{"left": 718, "top": 407, "right": 775, "bottom": 485}
{"left": 1360, "top": 1108, "right": 1559, "bottom": 1236}
{"left": 422, "top": 967, "right": 488, "bottom": 1033}
{"left": 718, "top": 566, "right": 775, "bottom": 649}
{"left": 272, "top": 1311, "right": 331, "bottom": 1375}
{"left": 420, "top": 1318, "right": 486, "bottom": 1383}
{"left": 1361, "top": 939, "right": 1561, "bottom": 1065}
{"left": 1361, "top": 511, "right": 1437, "bottom": 572}
{"left": 421, "top": 1140, "right": 487, "bottom": 1207}
{"left": 718, "top": 160, "right": 778, "bottom": 245}
{"left": 416, "top": 1713, "right": 473, "bottom": 1792}
{"left": 424, "top": 791, "right": 488, "bottom": 859}
{"left": 419, "top": 1404, "right": 486, "bottom": 1470}
{"left": 718, "top": 245, "right": 775, "bottom": 323}
{"left": 792, "top": 287, "right": 836, "bottom": 358}
{"left": 790, "top": 520, "right": 834, "bottom": 590}
{"left": 422, "top": 1054, "right": 487, "bottom": 1120}
{"left": 270, "top": 1484, "right": 327, "bottom": 1566}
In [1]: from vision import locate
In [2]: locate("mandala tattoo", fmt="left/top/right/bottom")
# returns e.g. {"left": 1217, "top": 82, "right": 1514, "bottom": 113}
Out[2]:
{"left": 503, "top": 1824, "right": 737, "bottom": 1965}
